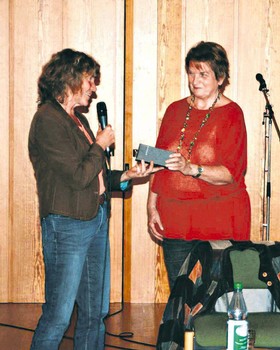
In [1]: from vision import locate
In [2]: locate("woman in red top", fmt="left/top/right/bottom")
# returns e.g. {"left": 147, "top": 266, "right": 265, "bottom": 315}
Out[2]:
{"left": 147, "top": 41, "right": 251, "bottom": 289}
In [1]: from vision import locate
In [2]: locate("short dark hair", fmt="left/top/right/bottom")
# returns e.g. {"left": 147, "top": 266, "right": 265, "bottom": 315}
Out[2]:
{"left": 37, "top": 48, "right": 100, "bottom": 106}
{"left": 185, "top": 41, "right": 230, "bottom": 89}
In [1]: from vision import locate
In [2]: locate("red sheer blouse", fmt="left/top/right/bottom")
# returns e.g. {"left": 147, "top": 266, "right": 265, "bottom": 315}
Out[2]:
{"left": 151, "top": 98, "right": 251, "bottom": 240}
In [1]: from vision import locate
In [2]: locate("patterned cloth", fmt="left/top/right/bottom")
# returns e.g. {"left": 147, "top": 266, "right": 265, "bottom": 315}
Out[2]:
{"left": 156, "top": 240, "right": 280, "bottom": 349}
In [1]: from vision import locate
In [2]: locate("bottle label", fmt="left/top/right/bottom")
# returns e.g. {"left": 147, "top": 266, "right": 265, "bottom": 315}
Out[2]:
{"left": 227, "top": 320, "right": 248, "bottom": 350}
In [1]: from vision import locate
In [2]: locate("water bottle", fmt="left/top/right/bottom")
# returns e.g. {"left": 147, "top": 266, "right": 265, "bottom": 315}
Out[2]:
{"left": 227, "top": 282, "right": 248, "bottom": 350}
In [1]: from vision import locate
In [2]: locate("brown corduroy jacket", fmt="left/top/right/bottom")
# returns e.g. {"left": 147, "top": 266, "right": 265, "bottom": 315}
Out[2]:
{"left": 28, "top": 100, "right": 125, "bottom": 220}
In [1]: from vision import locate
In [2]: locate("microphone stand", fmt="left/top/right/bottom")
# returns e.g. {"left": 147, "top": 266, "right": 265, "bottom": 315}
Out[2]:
{"left": 258, "top": 83, "right": 280, "bottom": 241}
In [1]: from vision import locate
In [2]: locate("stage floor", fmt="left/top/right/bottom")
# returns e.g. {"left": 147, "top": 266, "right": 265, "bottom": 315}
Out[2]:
{"left": 0, "top": 303, "right": 164, "bottom": 349}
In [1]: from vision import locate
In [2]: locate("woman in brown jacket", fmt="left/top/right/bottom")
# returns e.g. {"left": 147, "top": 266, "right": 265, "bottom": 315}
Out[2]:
{"left": 28, "top": 48, "right": 158, "bottom": 350}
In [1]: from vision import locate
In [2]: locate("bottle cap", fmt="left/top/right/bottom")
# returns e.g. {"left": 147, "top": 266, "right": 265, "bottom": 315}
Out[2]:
{"left": 234, "top": 282, "right": 243, "bottom": 290}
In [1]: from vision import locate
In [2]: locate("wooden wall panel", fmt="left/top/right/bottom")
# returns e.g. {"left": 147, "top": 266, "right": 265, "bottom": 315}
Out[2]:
{"left": 265, "top": 0, "right": 280, "bottom": 241}
{"left": 0, "top": 0, "right": 10, "bottom": 301}
{"left": 1, "top": 0, "right": 280, "bottom": 303}
{"left": 236, "top": 0, "right": 266, "bottom": 241}
{"left": 130, "top": 0, "right": 158, "bottom": 303}
{"left": 123, "top": 0, "right": 134, "bottom": 303}
{"left": 11, "top": 0, "right": 43, "bottom": 302}
{"left": 237, "top": 0, "right": 277, "bottom": 241}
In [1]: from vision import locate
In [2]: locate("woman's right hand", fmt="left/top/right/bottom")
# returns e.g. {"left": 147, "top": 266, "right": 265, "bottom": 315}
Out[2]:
{"left": 147, "top": 205, "right": 164, "bottom": 241}
{"left": 96, "top": 125, "right": 115, "bottom": 150}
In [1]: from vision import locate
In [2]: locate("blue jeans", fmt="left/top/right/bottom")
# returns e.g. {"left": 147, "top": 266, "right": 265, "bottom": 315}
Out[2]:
{"left": 30, "top": 203, "right": 109, "bottom": 350}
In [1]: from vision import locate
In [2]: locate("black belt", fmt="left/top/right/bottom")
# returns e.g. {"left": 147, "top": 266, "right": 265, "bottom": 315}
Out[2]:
{"left": 99, "top": 192, "right": 107, "bottom": 205}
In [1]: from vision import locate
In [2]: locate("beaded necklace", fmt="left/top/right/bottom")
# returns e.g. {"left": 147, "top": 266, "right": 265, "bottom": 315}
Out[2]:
{"left": 177, "top": 92, "right": 221, "bottom": 162}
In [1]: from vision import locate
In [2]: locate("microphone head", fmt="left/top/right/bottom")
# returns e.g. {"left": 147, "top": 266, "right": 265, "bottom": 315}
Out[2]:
{"left": 256, "top": 73, "right": 264, "bottom": 82}
{"left": 97, "top": 101, "right": 107, "bottom": 116}
{"left": 255, "top": 73, "right": 267, "bottom": 91}
{"left": 96, "top": 101, "right": 111, "bottom": 156}
{"left": 96, "top": 101, "right": 108, "bottom": 130}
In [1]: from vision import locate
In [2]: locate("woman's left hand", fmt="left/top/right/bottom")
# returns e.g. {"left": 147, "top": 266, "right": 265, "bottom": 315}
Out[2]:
{"left": 165, "top": 152, "right": 192, "bottom": 175}
{"left": 121, "top": 160, "right": 163, "bottom": 181}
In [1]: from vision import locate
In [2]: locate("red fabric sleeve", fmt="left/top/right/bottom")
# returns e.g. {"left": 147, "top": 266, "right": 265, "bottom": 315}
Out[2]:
{"left": 216, "top": 103, "right": 247, "bottom": 183}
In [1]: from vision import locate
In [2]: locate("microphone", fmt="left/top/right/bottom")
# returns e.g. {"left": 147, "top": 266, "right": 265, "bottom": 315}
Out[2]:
{"left": 256, "top": 73, "right": 267, "bottom": 91}
{"left": 97, "top": 101, "right": 111, "bottom": 157}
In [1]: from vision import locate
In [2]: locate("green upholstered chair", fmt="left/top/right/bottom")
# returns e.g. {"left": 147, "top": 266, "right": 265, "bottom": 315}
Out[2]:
{"left": 193, "top": 248, "right": 280, "bottom": 348}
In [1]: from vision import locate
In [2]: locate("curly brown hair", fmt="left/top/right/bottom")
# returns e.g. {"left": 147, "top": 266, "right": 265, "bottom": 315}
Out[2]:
{"left": 37, "top": 48, "right": 100, "bottom": 106}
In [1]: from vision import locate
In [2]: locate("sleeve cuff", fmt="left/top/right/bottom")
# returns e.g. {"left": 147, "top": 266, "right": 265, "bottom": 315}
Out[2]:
{"left": 120, "top": 180, "right": 130, "bottom": 191}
